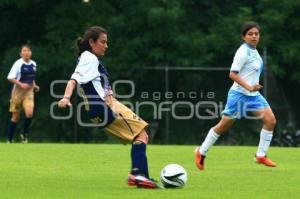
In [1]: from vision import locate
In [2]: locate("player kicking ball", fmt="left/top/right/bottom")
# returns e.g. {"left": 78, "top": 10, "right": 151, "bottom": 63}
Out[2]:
{"left": 195, "top": 21, "right": 277, "bottom": 171}
{"left": 58, "top": 26, "right": 158, "bottom": 189}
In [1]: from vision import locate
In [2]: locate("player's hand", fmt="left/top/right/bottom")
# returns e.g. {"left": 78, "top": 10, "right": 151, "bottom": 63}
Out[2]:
{"left": 34, "top": 85, "right": 40, "bottom": 92}
{"left": 105, "top": 94, "right": 114, "bottom": 105}
{"left": 58, "top": 98, "right": 72, "bottom": 108}
{"left": 19, "top": 83, "right": 31, "bottom": 89}
{"left": 249, "top": 84, "right": 263, "bottom": 91}
{"left": 104, "top": 89, "right": 115, "bottom": 105}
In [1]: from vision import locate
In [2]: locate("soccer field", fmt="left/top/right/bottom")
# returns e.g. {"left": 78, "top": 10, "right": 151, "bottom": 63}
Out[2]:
{"left": 0, "top": 144, "right": 299, "bottom": 199}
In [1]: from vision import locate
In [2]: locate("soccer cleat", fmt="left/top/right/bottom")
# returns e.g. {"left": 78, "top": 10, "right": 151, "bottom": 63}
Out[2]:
{"left": 254, "top": 155, "right": 277, "bottom": 167}
{"left": 127, "top": 174, "right": 138, "bottom": 186}
{"left": 127, "top": 174, "right": 159, "bottom": 189}
{"left": 20, "top": 133, "right": 28, "bottom": 143}
{"left": 194, "top": 147, "right": 206, "bottom": 171}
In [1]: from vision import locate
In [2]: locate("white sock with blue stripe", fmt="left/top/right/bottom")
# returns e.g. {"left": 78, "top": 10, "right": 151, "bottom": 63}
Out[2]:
{"left": 200, "top": 128, "right": 220, "bottom": 156}
{"left": 256, "top": 129, "right": 273, "bottom": 157}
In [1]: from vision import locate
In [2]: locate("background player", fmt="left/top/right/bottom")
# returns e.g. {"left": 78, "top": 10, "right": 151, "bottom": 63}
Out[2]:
{"left": 7, "top": 45, "right": 40, "bottom": 143}
{"left": 58, "top": 26, "right": 159, "bottom": 189}
{"left": 195, "top": 21, "right": 277, "bottom": 170}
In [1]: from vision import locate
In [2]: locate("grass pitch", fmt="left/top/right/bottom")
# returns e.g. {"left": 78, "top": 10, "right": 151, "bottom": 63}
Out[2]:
{"left": 0, "top": 144, "right": 299, "bottom": 199}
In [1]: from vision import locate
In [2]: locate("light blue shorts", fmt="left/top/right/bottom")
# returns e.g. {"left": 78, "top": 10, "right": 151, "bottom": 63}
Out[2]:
{"left": 222, "top": 89, "right": 270, "bottom": 119}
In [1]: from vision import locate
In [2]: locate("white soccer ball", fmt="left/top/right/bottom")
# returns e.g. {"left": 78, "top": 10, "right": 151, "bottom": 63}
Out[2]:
{"left": 160, "top": 164, "right": 187, "bottom": 188}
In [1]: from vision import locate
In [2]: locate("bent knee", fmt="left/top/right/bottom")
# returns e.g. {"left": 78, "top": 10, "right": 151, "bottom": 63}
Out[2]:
{"left": 11, "top": 118, "right": 20, "bottom": 123}
{"left": 25, "top": 114, "right": 33, "bottom": 118}
{"left": 25, "top": 110, "right": 34, "bottom": 118}
{"left": 265, "top": 117, "right": 277, "bottom": 128}
{"left": 11, "top": 114, "right": 20, "bottom": 122}
{"left": 134, "top": 130, "right": 149, "bottom": 144}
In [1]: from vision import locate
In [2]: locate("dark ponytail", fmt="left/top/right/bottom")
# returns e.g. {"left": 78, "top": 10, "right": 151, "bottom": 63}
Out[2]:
{"left": 76, "top": 37, "right": 89, "bottom": 56}
{"left": 76, "top": 26, "right": 107, "bottom": 56}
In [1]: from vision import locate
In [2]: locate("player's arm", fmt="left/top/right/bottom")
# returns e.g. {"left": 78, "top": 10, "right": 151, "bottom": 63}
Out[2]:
{"left": 33, "top": 80, "right": 40, "bottom": 92}
{"left": 8, "top": 78, "right": 31, "bottom": 89}
{"left": 229, "top": 71, "right": 262, "bottom": 91}
{"left": 58, "top": 79, "right": 76, "bottom": 108}
{"left": 104, "top": 87, "right": 115, "bottom": 104}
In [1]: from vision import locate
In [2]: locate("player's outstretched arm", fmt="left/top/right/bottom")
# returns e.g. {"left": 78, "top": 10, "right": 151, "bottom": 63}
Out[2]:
{"left": 58, "top": 79, "right": 76, "bottom": 108}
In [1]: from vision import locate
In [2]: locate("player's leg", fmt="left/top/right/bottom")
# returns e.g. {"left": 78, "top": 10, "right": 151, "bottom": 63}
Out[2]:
{"left": 127, "top": 130, "right": 159, "bottom": 188}
{"left": 7, "top": 92, "right": 22, "bottom": 143}
{"left": 195, "top": 116, "right": 235, "bottom": 170}
{"left": 130, "top": 130, "right": 149, "bottom": 178}
{"left": 104, "top": 99, "right": 158, "bottom": 188}
{"left": 7, "top": 112, "right": 20, "bottom": 143}
{"left": 195, "top": 89, "right": 243, "bottom": 170}
{"left": 20, "top": 95, "right": 34, "bottom": 143}
{"left": 201, "top": 116, "right": 235, "bottom": 155}
{"left": 253, "top": 107, "right": 277, "bottom": 167}
{"left": 254, "top": 107, "right": 276, "bottom": 131}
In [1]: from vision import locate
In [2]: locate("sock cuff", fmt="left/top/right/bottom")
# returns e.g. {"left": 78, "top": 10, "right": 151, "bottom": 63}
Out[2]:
{"left": 10, "top": 121, "right": 18, "bottom": 125}
{"left": 132, "top": 143, "right": 146, "bottom": 150}
{"left": 210, "top": 128, "right": 220, "bottom": 139}
{"left": 261, "top": 128, "right": 273, "bottom": 135}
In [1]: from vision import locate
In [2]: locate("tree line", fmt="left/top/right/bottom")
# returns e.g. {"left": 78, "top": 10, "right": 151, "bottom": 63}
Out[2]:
{"left": 0, "top": 0, "right": 299, "bottom": 144}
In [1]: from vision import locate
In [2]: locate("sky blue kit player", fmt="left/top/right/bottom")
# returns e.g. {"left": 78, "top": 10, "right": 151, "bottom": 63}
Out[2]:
{"left": 195, "top": 21, "right": 277, "bottom": 170}
{"left": 58, "top": 26, "right": 159, "bottom": 189}
{"left": 222, "top": 42, "right": 269, "bottom": 119}
{"left": 7, "top": 45, "right": 40, "bottom": 143}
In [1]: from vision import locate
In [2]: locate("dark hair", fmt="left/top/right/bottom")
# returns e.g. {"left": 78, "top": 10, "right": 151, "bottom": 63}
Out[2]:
{"left": 241, "top": 21, "right": 261, "bottom": 36}
{"left": 20, "top": 44, "right": 31, "bottom": 51}
{"left": 76, "top": 26, "right": 107, "bottom": 55}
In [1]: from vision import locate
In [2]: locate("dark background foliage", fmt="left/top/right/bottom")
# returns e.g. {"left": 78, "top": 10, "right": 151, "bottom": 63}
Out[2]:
{"left": 0, "top": 0, "right": 299, "bottom": 144}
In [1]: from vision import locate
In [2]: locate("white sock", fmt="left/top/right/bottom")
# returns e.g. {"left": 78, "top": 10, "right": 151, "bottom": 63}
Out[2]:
{"left": 199, "top": 128, "right": 220, "bottom": 156}
{"left": 256, "top": 129, "right": 273, "bottom": 157}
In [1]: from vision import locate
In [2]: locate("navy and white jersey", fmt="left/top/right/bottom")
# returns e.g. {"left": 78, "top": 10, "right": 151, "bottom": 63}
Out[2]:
{"left": 71, "top": 50, "right": 115, "bottom": 126}
{"left": 71, "top": 51, "right": 110, "bottom": 100}
{"left": 230, "top": 43, "right": 263, "bottom": 96}
{"left": 7, "top": 58, "right": 37, "bottom": 85}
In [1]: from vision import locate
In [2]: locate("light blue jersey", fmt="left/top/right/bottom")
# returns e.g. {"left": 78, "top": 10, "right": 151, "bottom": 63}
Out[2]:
{"left": 230, "top": 43, "right": 263, "bottom": 96}
{"left": 222, "top": 43, "right": 269, "bottom": 119}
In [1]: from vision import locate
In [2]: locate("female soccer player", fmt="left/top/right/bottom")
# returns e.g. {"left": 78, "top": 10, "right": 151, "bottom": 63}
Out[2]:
{"left": 58, "top": 26, "right": 158, "bottom": 189}
{"left": 7, "top": 45, "right": 40, "bottom": 143}
{"left": 195, "top": 21, "right": 277, "bottom": 170}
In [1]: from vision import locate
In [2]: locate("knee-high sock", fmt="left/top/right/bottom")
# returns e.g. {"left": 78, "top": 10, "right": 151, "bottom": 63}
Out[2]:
{"left": 22, "top": 117, "right": 32, "bottom": 134}
{"left": 199, "top": 128, "right": 220, "bottom": 156}
{"left": 8, "top": 121, "right": 17, "bottom": 142}
{"left": 256, "top": 129, "right": 273, "bottom": 157}
{"left": 131, "top": 143, "right": 149, "bottom": 178}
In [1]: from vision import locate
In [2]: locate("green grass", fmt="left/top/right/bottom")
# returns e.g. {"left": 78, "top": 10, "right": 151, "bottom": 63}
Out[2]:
{"left": 0, "top": 144, "right": 300, "bottom": 199}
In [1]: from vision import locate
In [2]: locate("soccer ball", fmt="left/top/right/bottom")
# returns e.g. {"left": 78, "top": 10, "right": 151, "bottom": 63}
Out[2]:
{"left": 160, "top": 164, "right": 187, "bottom": 188}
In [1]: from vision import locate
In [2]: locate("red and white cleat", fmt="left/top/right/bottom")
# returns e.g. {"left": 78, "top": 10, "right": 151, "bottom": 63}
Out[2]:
{"left": 127, "top": 174, "right": 159, "bottom": 189}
